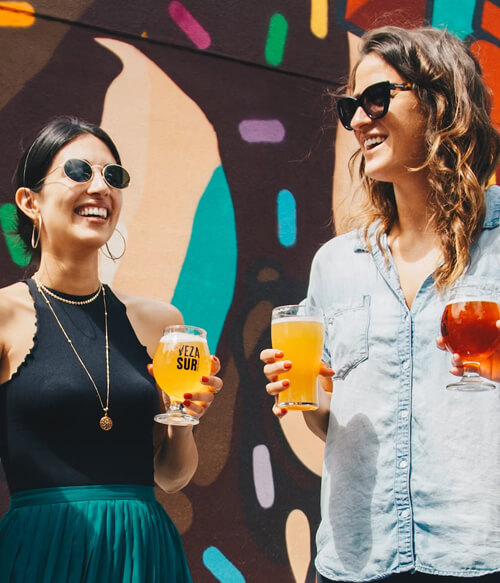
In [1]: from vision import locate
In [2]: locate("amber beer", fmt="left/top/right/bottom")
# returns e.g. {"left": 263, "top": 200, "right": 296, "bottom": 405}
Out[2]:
{"left": 271, "top": 305, "right": 324, "bottom": 410}
{"left": 153, "top": 325, "right": 211, "bottom": 425}
{"left": 441, "top": 300, "right": 500, "bottom": 363}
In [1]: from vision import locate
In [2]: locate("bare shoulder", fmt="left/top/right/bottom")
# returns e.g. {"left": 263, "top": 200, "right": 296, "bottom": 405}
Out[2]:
{"left": 112, "top": 289, "right": 183, "bottom": 356}
{"left": 0, "top": 282, "right": 32, "bottom": 321}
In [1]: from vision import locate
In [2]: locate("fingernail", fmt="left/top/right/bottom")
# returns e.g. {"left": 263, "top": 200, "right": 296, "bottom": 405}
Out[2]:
{"left": 201, "top": 376, "right": 209, "bottom": 383}
{"left": 184, "top": 393, "right": 193, "bottom": 400}
{"left": 183, "top": 400, "right": 192, "bottom": 407}
{"left": 211, "top": 355, "right": 219, "bottom": 362}
{"left": 275, "top": 350, "right": 283, "bottom": 358}
{"left": 282, "top": 380, "right": 290, "bottom": 388}
{"left": 281, "top": 408, "right": 287, "bottom": 415}
{"left": 283, "top": 362, "right": 292, "bottom": 370}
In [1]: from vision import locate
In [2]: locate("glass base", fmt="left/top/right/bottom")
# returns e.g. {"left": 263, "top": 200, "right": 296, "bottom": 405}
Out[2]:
{"left": 277, "top": 401, "right": 319, "bottom": 411}
{"left": 446, "top": 378, "right": 496, "bottom": 392}
{"left": 154, "top": 412, "right": 199, "bottom": 426}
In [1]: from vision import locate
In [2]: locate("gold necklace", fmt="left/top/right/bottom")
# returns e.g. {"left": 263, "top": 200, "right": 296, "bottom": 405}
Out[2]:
{"left": 34, "top": 278, "right": 103, "bottom": 305}
{"left": 35, "top": 279, "right": 113, "bottom": 431}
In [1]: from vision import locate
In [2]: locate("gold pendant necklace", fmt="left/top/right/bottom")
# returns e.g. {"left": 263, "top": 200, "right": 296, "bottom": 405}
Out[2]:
{"left": 34, "top": 278, "right": 113, "bottom": 431}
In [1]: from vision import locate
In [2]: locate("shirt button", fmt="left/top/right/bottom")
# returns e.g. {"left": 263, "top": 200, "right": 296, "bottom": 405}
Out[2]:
{"left": 401, "top": 410, "right": 409, "bottom": 419}
{"left": 399, "top": 460, "right": 408, "bottom": 469}
{"left": 402, "top": 360, "right": 409, "bottom": 370}
{"left": 400, "top": 509, "right": 410, "bottom": 518}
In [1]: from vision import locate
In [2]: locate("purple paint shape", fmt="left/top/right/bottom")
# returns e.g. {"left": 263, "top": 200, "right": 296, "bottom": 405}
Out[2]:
{"left": 168, "top": 1, "right": 211, "bottom": 50}
{"left": 238, "top": 119, "right": 286, "bottom": 143}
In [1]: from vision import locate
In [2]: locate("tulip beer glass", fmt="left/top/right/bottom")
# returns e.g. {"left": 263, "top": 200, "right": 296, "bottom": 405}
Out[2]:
{"left": 441, "top": 284, "right": 500, "bottom": 391}
{"left": 271, "top": 304, "right": 324, "bottom": 410}
{"left": 153, "top": 325, "right": 211, "bottom": 425}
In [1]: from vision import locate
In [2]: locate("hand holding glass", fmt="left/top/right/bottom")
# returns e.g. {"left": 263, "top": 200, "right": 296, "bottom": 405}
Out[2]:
{"left": 153, "top": 325, "right": 211, "bottom": 425}
{"left": 271, "top": 304, "right": 324, "bottom": 410}
{"left": 440, "top": 284, "right": 500, "bottom": 391}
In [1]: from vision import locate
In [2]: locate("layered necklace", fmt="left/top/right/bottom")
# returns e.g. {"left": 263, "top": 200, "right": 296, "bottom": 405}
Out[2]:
{"left": 34, "top": 277, "right": 113, "bottom": 431}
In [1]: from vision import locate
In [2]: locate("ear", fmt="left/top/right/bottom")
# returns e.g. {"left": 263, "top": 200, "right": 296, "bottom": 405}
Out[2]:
{"left": 15, "top": 187, "right": 40, "bottom": 220}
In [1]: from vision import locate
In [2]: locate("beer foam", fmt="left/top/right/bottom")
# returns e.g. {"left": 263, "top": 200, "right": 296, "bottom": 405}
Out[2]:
{"left": 446, "top": 298, "right": 499, "bottom": 305}
{"left": 160, "top": 332, "right": 208, "bottom": 344}
{"left": 271, "top": 315, "right": 323, "bottom": 323}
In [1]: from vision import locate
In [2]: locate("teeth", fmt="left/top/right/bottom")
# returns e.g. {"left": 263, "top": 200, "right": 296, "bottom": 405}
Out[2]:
{"left": 365, "top": 136, "right": 385, "bottom": 149}
{"left": 77, "top": 207, "right": 108, "bottom": 219}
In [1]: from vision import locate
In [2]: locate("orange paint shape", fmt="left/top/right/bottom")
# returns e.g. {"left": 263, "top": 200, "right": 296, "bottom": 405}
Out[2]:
{"left": 0, "top": 2, "right": 35, "bottom": 27}
{"left": 471, "top": 40, "right": 500, "bottom": 130}
{"left": 481, "top": 1, "right": 500, "bottom": 39}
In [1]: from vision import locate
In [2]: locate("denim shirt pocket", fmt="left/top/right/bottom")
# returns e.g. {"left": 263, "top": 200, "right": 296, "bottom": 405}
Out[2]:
{"left": 325, "top": 296, "right": 370, "bottom": 380}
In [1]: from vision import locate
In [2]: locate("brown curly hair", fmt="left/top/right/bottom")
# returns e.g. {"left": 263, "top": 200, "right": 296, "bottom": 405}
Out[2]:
{"left": 345, "top": 26, "right": 500, "bottom": 290}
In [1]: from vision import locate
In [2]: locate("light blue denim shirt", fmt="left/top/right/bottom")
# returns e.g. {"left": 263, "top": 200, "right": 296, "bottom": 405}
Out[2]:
{"left": 309, "top": 186, "right": 500, "bottom": 582}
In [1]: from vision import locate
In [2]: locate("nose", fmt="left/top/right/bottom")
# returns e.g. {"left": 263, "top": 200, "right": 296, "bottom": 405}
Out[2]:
{"left": 350, "top": 105, "right": 373, "bottom": 130}
{"left": 86, "top": 168, "right": 110, "bottom": 195}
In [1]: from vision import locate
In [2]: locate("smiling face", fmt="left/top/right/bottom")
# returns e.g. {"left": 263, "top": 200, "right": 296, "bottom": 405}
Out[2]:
{"left": 351, "top": 53, "right": 428, "bottom": 187}
{"left": 32, "top": 133, "right": 123, "bottom": 256}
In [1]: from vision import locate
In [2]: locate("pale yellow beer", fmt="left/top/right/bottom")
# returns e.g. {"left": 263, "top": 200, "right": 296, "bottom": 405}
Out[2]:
{"left": 153, "top": 333, "right": 211, "bottom": 401}
{"left": 271, "top": 305, "right": 324, "bottom": 410}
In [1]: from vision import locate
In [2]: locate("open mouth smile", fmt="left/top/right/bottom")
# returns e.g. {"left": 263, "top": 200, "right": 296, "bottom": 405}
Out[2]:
{"left": 75, "top": 206, "right": 109, "bottom": 220}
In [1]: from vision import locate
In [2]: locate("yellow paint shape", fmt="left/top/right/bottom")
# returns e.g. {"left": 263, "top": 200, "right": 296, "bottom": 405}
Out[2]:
{"left": 0, "top": 2, "right": 35, "bottom": 27}
{"left": 95, "top": 38, "right": 220, "bottom": 301}
{"left": 286, "top": 509, "right": 311, "bottom": 583}
{"left": 310, "top": 0, "right": 328, "bottom": 39}
{"left": 279, "top": 410, "right": 325, "bottom": 476}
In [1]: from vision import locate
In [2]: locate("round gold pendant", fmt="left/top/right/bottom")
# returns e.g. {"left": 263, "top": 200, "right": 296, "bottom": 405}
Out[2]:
{"left": 99, "top": 414, "right": 113, "bottom": 431}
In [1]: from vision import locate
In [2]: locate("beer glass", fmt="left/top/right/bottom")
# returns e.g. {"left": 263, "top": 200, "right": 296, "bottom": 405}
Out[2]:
{"left": 441, "top": 283, "right": 500, "bottom": 391}
{"left": 153, "top": 325, "right": 212, "bottom": 425}
{"left": 271, "top": 304, "right": 324, "bottom": 410}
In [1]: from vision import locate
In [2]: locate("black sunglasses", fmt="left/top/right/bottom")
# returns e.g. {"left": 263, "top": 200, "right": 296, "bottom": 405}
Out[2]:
{"left": 336, "top": 81, "right": 412, "bottom": 130}
{"left": 38, "top": 158, "right": 130, "bottom": 189}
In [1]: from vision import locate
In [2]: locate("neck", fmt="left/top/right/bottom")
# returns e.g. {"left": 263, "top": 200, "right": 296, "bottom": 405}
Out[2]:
{"left": 391, "top": 173, "right": 436, "bottom": 236}
{"left": 35, "top": 252, "right": 101, "bottom": 294}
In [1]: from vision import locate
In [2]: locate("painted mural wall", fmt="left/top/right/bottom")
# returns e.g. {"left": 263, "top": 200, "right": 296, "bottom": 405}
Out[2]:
{"left": 0, "top": 1, "right": 498, "bottom": 582}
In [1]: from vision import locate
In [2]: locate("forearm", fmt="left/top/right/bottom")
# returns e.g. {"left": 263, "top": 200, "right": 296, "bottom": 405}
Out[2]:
{"left": 154, "top": 425, "right": 199, "bottom": 493}
{"left": 303, "top": 377, "right": 331, "bottom": 441}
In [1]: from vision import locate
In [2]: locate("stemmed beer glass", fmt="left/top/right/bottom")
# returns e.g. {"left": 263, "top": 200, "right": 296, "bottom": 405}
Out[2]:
{"left": 440, "top": 283, "right": 500, "bottom": 391}
{"left": 153, "top": 325, "right": 211, "bottom": 425}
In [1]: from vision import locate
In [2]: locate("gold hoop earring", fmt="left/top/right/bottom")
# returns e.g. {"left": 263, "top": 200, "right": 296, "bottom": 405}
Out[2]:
{"left": 100, "top": 228, "right": 126, "bottom": 262}
{"left": 31, "top": 215, "right": 42, "bottom": 249}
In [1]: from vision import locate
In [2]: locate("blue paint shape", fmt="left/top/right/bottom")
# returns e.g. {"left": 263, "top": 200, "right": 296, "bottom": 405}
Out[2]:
{"left": 171, "top": 166, "right": 237, "bottom": 354}
{"left": 431, "top": 0, "right": 475, "bottom": 39}
{"left": 202, "top": 547, "right": 246, "bottom": 583}
{"left": 277, "top": 189, "right": 296, "bottom": 247}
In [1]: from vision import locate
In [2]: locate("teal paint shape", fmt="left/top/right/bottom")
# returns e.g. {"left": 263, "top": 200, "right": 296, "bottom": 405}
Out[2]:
{"left": 265, "top": 13, "right": 288, "bottom": 66}
{"left": 277, "top": 189, "right": 296, "bottom": 247}
{"left": 171, "top": 166, "right": 236, "bottom": 354}
{"left": 431, "top": 0, "right": 475, "bottom": 39}
{"left": 202, "top": 546, "right": 246, "bottom": 583}
{"left": 0, "top": 203, "right": 31, "bottom": 267}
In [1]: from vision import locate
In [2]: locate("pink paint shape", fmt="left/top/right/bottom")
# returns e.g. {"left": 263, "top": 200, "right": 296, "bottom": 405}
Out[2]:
{"left": 238, "top": 119, "right": 286, "bottom": 143}
{"left": 168, "top": 1, "right": 211, "bottom": 50}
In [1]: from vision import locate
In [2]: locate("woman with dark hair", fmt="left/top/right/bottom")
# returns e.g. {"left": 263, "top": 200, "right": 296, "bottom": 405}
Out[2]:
{"left": 0, "top": 116, "right": 222, "bottom": 582}
{"left": 262, "top": 26, "right": 500, "bottom": 582}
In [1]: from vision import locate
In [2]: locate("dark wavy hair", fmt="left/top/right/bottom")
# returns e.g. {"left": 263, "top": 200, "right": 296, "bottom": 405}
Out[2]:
{"left": 15, "top": 116, "right": 122, "bottom": 265}
{"left": 345, "top": 26, "right": 500, "bottom": 289}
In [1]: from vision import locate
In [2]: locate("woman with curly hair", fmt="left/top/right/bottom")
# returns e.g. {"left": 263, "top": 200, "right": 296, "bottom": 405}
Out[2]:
{"left": 262, "top": 26, "right": 500, "bottom": 582}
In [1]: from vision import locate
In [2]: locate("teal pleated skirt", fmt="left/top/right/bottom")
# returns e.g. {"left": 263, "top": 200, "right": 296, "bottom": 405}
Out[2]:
{"left": 0, "top": 484, "right": 193, "bottom": 583}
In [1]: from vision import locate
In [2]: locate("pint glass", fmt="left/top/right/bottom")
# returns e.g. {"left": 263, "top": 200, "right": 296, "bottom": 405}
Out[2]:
{"left": 441, "top": 284, "right": 500, "bottom": 391}
{"left": 153, "top": 325, "right": 212, "bottom": 425}
{"left": 271, "top": 304, "right": 324, "bottom": 410}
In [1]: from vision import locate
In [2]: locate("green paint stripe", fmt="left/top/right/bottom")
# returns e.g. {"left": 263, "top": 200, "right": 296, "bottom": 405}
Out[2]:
{"left": 265, "top": 13, "right": 288, "bottom": 66}
{"left": 171, "top": 166, "right": 237, "bottom": 354}
{"left": 431, "top": 0, "right": 475, "bottom": 39}
{"left": 0, "top": 203, "right": 31, "bottom": 267}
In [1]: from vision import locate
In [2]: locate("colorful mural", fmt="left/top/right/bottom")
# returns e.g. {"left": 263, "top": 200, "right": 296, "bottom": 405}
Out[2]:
{"left": 0, "top": 1, "right": 498, "bottom": 582}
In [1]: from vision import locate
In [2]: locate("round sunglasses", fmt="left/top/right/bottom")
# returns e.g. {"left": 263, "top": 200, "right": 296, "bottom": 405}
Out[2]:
{"left": 38, "top": 158, "right": 130, "bottom": 189}
{"left": 336, "top": 81, "right": 412, "bottom": 130}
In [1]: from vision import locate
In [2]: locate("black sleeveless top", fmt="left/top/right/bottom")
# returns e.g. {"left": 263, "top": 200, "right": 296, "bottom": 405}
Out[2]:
{"left": 0, "top": 279, "right": 160, "bottom": 494}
